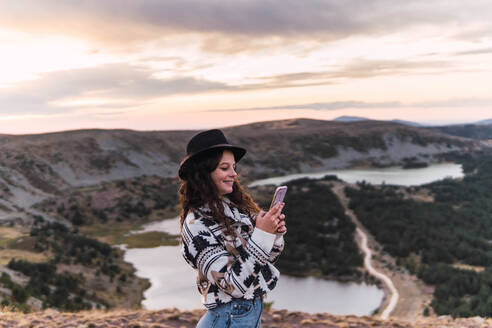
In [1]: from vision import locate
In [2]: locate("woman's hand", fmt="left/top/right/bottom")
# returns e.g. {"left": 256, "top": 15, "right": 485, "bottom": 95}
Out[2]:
{"left": 276, "top": 213, "right": 287, "bottom": 234}
{"left": 256, "top": 202, "right": 285, "bottom": 234}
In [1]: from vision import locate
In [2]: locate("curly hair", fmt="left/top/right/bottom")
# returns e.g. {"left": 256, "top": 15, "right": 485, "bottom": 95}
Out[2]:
{"left": 178, "top": 149, "right": 260, "bottom": 235}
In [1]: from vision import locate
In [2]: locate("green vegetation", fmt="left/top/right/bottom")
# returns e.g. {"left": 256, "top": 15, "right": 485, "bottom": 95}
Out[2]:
{"left": 35, "top": 175, "right": 179, "bottom": 227}
{"left": 236, "top": 121, "right": 468, "bottom": 179}
{"left": 78, "top": 222, "right": 144, "bottom": 245}
{"left": 7, "top": 259, "right": 92, "bottom": 311}
{"left": 345, "top": 151, "right": 492, "bottom": 317}
{"left": 418, "top": 264, "right": 492, "bottom": 317}
{"left": 402, "top": 157, "right": 429, "bottom": 169}
{"left": 0, "top": 272, "right": 31, "bottom": 312}
{"left": 118, "top": 231, "right": 179, "bottom": 248}
{"left": 253, "top": 177, "right": 364, "bottom": 279}
{"left": 2, "top": 220, "right": 141, "bottom": 311}
{"left": 246, "top": 131, "right": 390, "bottom": 175}
{"left": 1, "top": 175, "right": 180, "bottom": 312}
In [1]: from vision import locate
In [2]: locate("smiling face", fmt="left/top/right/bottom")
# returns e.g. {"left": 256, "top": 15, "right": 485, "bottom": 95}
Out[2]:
{"left": 211, "top": 150, "right": 237, "bottom": 196}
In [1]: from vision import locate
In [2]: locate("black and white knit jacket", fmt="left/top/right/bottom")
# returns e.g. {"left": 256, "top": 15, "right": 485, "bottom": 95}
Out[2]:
{"left": 180, "top": 198, "right": 284, "bottom": 309}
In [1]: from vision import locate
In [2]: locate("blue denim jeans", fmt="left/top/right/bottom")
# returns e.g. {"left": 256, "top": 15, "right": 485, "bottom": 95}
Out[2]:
{"left": 196, "top": 297, "right": 263, "bottom": 328}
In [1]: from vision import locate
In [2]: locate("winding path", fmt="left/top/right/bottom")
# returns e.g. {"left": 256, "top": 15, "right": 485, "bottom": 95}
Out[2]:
{"left": 356, "top": 227, "right": 399, "bottom": 319}
{"left": 331, "top": 182, "right": 399, "bottom": 319}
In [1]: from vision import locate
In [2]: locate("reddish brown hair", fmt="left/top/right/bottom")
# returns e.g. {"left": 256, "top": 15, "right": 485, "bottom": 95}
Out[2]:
{"left": 179, "top": 149, "right": 259, "bottom": 234}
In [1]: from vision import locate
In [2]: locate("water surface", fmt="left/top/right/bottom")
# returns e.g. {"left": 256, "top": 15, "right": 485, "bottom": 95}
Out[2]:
{"left": 125, "top": 217, "right": 384, "bottom": 314}
{"left": 249, "top": 163, "right": 463, "bottom": 187}
{"left": 124, "top": 162, "right": 463, "bottom": 314}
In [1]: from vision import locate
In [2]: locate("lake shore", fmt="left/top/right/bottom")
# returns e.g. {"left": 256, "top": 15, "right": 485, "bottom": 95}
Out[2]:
{"left": 249, "top": 162, "right": 463, "bottom": 187}
{"left": 121, "top": 163, "right": 462, "bottom": 317}
{"left": 124, "top": 218, "right": 384, "bottom": 315}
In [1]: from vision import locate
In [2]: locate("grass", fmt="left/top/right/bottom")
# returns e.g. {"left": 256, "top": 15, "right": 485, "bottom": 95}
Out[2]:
{"left": 0, "top": 226, "right": 48, "bottom": 270}
{"left": 0, "top": 226, "right": 24, "bottom": 239}
{"left": 451, "top": 263, "right": 485, "bottom": 273}
{"left": 79, "top": 222, "right": 143, "bottom": 245}
{"left": 0, "top": 249, "right": 50, "bottom": 266}
{"left": 117, "top": 231, "right": 179, "bottom": 248}
{"left": 78, "top": 207, "right": 178, "bottom": 244}
{"left": 0, "top": 226, "right": 26, "bottom": 248}
{"left": 7, "top": 236, "right": 40, "bottom": 251}
{"left": 80, "top": 221, "right": 179, "bottom": 248}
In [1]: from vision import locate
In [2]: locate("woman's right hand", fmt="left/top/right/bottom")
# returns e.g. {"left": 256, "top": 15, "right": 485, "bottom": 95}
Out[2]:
{"left": 256, "top": 202, "right": 284, "bottom": 234}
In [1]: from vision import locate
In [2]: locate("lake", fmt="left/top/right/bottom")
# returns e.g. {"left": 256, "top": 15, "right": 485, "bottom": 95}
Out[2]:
{"left": 249, "top": 162, "right": 464, "bottom": 187}
{"left": 125, "top": 217, "right": 384, "bottom": 315}
{"left": 124, "top": 162, "right": 463, "bottom": 315}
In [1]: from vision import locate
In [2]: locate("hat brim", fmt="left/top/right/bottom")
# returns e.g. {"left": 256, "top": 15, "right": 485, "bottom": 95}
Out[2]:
{"left": 178, "top": 144, "right": 246, "bottom": 179}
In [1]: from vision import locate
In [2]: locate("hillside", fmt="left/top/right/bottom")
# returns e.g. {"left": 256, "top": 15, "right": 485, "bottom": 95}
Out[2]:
{"left": 0, "top": 118, "right": 483, "bottom": 312}
{"left": 476, "top": 119, "right": 492, "bottom": 125}
{"left": 429, "top": 124, "right": 492, "bottom": 141}
{"left": 0, "top": 308, "right": 491, "bottom": 328}
{"left": 252, "top": 177, "right": 365, "bottom": 280}
{"left": 0, "top": 119, "right": 477, "bottom": 196}
{"left": 224, "top": 118, "right": 476, "bottom": 179}
{"left": 0, "top": 118, "right": 477, "bottom": 232}
{"left": 345, "top": 151, "right": 492, "bottom": 317}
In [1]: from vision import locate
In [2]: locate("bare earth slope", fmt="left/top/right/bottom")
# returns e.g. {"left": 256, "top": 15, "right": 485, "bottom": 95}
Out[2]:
{"left": 0, "top": 118, "right": 477, "bottom": 196}
{"left": 0, "top": 118, "right": 477, "bottom": 224}
{"left": 1, "top": 308, "right": 491, "bottom": 328}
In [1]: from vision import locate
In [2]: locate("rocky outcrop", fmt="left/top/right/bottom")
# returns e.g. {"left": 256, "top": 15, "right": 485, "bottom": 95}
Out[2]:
{"left": 0, "top": 308, "right": 491, "bottom": 328}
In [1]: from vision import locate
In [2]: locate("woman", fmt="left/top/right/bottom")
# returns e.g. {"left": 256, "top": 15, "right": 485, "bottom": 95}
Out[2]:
{"left": 178, "top": 129, "right": 286, "bottom": 328}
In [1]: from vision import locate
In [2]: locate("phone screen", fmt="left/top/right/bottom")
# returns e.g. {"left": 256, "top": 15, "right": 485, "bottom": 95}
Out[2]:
{"left": 270, "top": 186, "right": 287, "bottom": 209}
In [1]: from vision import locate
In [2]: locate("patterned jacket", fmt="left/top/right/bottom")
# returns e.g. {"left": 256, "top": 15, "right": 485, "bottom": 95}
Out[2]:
{"left": 180, "top": 198, "right": 284, "bottom": 309}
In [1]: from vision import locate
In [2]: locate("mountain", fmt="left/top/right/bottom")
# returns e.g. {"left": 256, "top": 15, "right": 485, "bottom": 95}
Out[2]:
{"left": 475, "top": 118, "right": 492, "bottom": 125}
{"left": 334, "top": 116, "right": 423, "bottom": 127}
{"left": 333, "top": 115, "right": 370, "bottom": 122}
{"left": 224, "top": 118, "right": 476, "bottom": 176}
{"left": 0, "top": 118, "right": 482, "bottom": 311}
{"left": 0, "top": 117, "right": 481, "bottom": 232}
{"left": 391, "top": 119, "right": 424, "bottom": 127}
{"left": 428, "top": 123, "right": 492, "bottom": 140}
{"left": 0, "top": 119, "right": 479, "bottom": 209}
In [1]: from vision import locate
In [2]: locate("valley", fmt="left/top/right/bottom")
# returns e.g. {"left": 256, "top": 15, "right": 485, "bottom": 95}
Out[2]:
{"left": 0, "top": 118, "right": 489, "bottom": 318}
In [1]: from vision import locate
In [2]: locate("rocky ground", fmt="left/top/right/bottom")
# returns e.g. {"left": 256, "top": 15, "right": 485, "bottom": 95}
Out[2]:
{"left": 0, "top": 308, "right": 491, "bottom": 328}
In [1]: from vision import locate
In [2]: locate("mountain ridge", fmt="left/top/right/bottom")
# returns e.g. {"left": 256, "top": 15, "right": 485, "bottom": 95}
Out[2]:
{"left": 0, "top": 118, "right": 481, "bottom": 233}
{"left": 475, "top": 118, "right": 492, "bottom": 125}
{"left": 0, "top": 118, "right": 479, "bottom": 201}
{"left": 0, "top": 117, "right": 484, "bottom": 313}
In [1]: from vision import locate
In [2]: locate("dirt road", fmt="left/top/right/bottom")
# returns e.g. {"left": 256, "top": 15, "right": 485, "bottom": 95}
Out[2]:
{"left": 356, "top": 227, "right": 398, "bottom": 319}
{"left": 330, "top": 181, "right": 432, "bottom": 321}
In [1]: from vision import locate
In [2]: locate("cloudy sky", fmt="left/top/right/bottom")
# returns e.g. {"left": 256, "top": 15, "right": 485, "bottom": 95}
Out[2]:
{"left": 1, "top": 0, "right": 492, "bottom": 133}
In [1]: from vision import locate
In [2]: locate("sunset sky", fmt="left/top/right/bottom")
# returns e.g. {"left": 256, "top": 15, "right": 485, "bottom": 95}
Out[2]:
{"left": 1, "top": 0, "right": 492, "bottom": 134}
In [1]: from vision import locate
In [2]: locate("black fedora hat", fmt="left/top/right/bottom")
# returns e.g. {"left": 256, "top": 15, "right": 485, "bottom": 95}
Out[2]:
{"left": 178, "top": 129, "right": 246, "bottom": 179}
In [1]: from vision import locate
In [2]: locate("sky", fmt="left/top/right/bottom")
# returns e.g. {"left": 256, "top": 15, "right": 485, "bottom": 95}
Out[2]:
{"left": 1, "top": 0, "right": 492, "bottom": 134}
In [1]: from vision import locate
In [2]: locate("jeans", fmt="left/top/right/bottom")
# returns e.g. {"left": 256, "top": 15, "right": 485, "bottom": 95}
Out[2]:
{"left": 196, "top": 297, "right": 263, "bottom": 328}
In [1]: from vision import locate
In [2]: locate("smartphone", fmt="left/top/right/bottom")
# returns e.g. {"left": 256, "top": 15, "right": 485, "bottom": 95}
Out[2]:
{"left": 270, "top": 186, "right": 288, "bottom": 209}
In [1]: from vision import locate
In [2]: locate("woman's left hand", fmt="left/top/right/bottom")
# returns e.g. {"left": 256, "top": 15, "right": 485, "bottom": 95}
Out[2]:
{"left": 276, "top": 213, "right": 287, "bottom": 234}
{"left": 256, "top": 202, "right": 285, "bottom": 234}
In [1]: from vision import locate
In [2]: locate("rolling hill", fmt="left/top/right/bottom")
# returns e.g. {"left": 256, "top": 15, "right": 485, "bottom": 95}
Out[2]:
{"left": 0, "top": 118, "right": 484, "bottom": 312}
